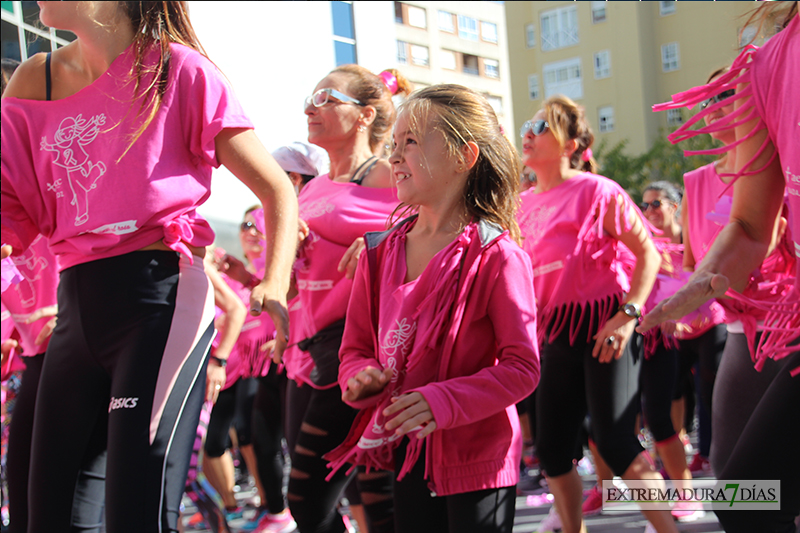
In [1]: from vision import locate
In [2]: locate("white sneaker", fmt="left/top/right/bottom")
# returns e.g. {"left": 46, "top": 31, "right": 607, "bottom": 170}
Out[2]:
{"left": 537, "top": 506, "right": 563, "bottom": 533}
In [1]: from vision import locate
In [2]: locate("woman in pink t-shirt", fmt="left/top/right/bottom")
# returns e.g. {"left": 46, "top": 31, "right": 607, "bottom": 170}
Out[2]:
{"left": 644, "top": 4, "right": 799, "bottom": 531}
{"left": 284, "top": 65, "right": 405, "bottom": 533}
{"left": 519, "top": 95, "right": 676, "bottom": 533}
{"left": 0, "top": 2, "right": 297, "bottom": 531}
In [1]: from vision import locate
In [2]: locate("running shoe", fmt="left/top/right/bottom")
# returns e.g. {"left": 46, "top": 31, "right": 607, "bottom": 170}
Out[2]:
{"left": 224, "top": 506, "right": 245, "bottom": 522}
{"left": 253, "top": 509, "right": 297, "bottom": 533}
{"left": 240, "top": 507, "right": 269, "bottom": 532}
{"left": 582, "top": 484, "right": 603, "bottom": 517}
{"left": 671, "top": 499, "right": 706, "bottom": 522}
{"left": 688, "top": 454, "right": 713, "bottom": 477}
{"left": 186, "top": 511, "right": 208, "bottom": 530}
{"left": 536, "top": 506, "right": 563, "bottom": 533}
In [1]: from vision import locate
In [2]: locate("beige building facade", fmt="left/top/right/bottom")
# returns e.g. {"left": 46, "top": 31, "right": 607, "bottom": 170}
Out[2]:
{"left": 393, "top": 1, "right": 514, "bottom": 136}
{"left": 506, "top": 1, "right": 756, "bottom": 156}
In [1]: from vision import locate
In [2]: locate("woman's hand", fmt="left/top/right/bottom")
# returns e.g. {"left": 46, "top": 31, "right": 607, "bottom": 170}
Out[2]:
{"left": 250, "top": 287, "right": 290, "bottom": 365}
{"left": 219, "top": 254, "right": 252, "bottom": 286}
{"left": 638, "top": 270, "right": 729, "bottom": 334}
{"left": 298, "top": 219, "right": 310, "bottom": 245}
{"left": 383, "top": 392, "right": 437, "bottom": 439}
{"left": 205, "top": 361, "right": 227, "bottom": 404}
{"left": 342, "top": 365, "right": 392, "bottom": 403}
{"left": 592, "top": 312, "right": 637, "bottom": 363}
{"left": 25, "top": 305, "right": 58, "bottom": 345}
{"left": 338, "top": 237, "right": 365, "bottom": 280}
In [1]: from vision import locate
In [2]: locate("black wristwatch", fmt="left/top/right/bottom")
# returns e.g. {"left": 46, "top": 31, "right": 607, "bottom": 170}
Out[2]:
{"left": 619, "top": 302, "right": 642, "bottom": 319}
{"left": 210, "top": 355, "right": 228, "bottom": 368}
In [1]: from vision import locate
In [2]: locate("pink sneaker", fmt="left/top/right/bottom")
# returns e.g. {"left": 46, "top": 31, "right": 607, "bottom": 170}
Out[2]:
{"left": 254, "top": 510, "right": 297, "bottom": 533}
{"left": 582, "top": 484, "right": 603, "bottom": 517}
{"left": 688, "top": 454, "right": 713, "bottom": 477}
{"left": 671, "top": 499, "right": 705, "bottom": 522}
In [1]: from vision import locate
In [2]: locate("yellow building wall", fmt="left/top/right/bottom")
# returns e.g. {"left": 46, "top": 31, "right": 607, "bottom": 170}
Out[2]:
{"left": 507, "top": 1, "right": 755, "bottom": 158}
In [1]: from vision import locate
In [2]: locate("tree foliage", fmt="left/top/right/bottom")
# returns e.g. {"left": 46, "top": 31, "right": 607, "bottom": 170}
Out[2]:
{"left": 594, "top": 128, "right": 721, "bottom": 201}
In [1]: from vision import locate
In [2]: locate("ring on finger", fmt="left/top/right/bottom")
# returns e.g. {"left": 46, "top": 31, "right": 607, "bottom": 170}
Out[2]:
{"left": 604, "top": 335, "right": 616, "bottom": 346}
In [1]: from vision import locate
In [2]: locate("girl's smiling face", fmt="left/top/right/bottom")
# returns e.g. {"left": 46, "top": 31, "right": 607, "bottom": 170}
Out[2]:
{"left": 389, "top": 109, "right": 467, "bottom": 208}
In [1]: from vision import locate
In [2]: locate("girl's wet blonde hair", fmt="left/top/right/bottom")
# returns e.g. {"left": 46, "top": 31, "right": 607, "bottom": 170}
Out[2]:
{"left": 393, "top": 84, "right": 521, "bottom": 244}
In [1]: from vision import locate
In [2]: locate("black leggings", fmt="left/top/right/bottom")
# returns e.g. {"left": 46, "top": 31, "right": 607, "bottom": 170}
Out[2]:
{"left": 7, "top": 354, "right": 104, "bottom": 532}
{"left": 251, "top": 365, "right": 288, "bottom": 515}
{"left": 204, "top": 378, "right": 258, "bottom": 458}
{"left": 393, "top": 439, "right": 515, "bottom": 533}
{"left": 713, "top": 340, "right": 800, "bottom": 532}
{"left": 639, "top": 324, "right": 726, "bottom": 444}
{"left": 27, "top": 251, "right": 214, "bottom": 533}
{"left": 536, "top": 321, "right": 643, "bottom": 478}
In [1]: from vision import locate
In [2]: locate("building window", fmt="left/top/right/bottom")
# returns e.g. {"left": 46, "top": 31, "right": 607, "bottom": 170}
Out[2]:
{"left": 667, "top": 109, "right": 684, "bottom": 127}
{"left": 525, "top": 23, "right": 536, "bottom": 49}
{"left": 591, "top": 1, "right": 607, "bottom": 24}
{"left": 407, "top": 5, "right": 427, "bottom": 29}
{"left": 397, "top": 40, "right": 408, "bottom": 64}
{"left": 458, "top": 15, "right": 479, "bottom": 42}
{"left": 598, "top": 106, "right": 615, "bottom": 132}
{"left": 394, "top": 1, "right": 404, "bottom": 24}
{"left": 483, "top": 58, "right": 499, "bottom": 79}
{"left": 528, "top": 74, "right": 540, "bottom": 100}
{"left": 661, "top": 42, "right": 680, "bottom": 72}
{"left": 543, "top": 57, "right": 582, "bottom": 100}
{"left": 462, "top": 54, "right": 479, "bottom": 76}
{"left": 485, "top": 95, "right": 503, "bottom": 116}
{"left": 594, "top": 50, "right": 610, "bottom": 79}
{"left": 332, "top": 1, "right": 357, "bottom": 66}
{"left": 540, "top": 5, "right": 578, "bottom": 52}
{"left": 438, "top": 10, "right": 455, "bottom": 33}
{"left": 410, "top": 44, "right": 429, "bottom": 67}
{"left": 481, "top": 21, "right": 498, "bottom": 44}
{"left": 659, "top": 1, "right": 676, "bottom": 16}
{"left": 440, "top": 49, "right": 457, "bottom": 70}
{"left": 0, "top": 1, "right": 74, "bottom": 62}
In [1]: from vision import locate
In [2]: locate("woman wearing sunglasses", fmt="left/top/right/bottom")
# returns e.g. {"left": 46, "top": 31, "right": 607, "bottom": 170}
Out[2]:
{"left": 281, "top": 65, "right": 410, "bottom": 533}
{"left": 518, "top": 96, "right": 676, "bottom": 533}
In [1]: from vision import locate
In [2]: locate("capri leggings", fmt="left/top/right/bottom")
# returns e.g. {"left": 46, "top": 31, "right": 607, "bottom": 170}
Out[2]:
{"left": 639, "top": 324, "right": 725, "bottom": 444}
{"left": 536, "top": 317, "right": 643, "bottom": 478}
{"left": 713, "top": 339, "right": 800, "bottom": 533}
{"left": 392, "top": 438, "right": 515, "bottom": 533}
{"left": 27, "top": 250, "right": 215, "bottom": 533}
{"left": 204, "top": 377, "right": 257, "bottom": 458}
{"left": 251, "top": 364, "right": 289, "bottom": 515}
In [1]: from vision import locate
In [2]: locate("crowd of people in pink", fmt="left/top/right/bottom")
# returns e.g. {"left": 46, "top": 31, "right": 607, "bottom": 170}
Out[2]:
{"left": 1, "top": 2, "right": 798, "bottom": 533}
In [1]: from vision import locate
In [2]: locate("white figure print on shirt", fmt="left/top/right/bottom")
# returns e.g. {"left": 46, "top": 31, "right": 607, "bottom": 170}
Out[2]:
{"left": 41, "top": 114, "right": 107, "bottom": 226}
{"left": 519, "top": 205, "right": 558, "bottom": 246}
{"left": 371, "top": 318, "right": 417, "bottom": 435}
{"left": 10, "top": 242, "right": 49, "bottom": 309}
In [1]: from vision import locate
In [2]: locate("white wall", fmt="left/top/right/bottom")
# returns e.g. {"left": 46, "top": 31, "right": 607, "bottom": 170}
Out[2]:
{"left": 189, "top": 1, "right": 336, "bottom": 223}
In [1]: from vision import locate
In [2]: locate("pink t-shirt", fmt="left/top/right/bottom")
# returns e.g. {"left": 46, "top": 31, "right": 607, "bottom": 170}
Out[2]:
{"left": 1, "top": 43, "right": 253, "bottom": 269}
{"left": 1, "top": 235, "right": 59, "bottom": 356}
{"left": 286, "top": 174, "right": 398, "bottom": 387}
{"left": 518, "top": 173, "right": 637, "bottom": 345}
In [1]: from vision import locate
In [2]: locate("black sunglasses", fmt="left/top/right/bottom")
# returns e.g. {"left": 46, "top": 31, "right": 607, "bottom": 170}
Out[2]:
{"left": 700, "top": 89, "right": 735, "bottom": 110}
{"left": 520, "top": 119, "right": 549, "bottom": 138}
{"left": 240, "top": 221, "right": 259, "bottom": 232}
{"left": 639, "top": 199, "right": 662, "bottom": 211}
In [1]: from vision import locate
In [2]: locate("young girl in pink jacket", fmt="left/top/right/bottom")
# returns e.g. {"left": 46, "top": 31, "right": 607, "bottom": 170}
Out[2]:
{"left": 326, "top": 84, "right": 540, "bottom": 533}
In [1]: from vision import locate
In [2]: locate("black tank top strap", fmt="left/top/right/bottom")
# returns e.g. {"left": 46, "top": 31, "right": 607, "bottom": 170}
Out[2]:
{"left": 350, "top": 156, "right": 379, "bottom": 186}
{"left": 45, "top": 52, "right": 52, "bottom": 101}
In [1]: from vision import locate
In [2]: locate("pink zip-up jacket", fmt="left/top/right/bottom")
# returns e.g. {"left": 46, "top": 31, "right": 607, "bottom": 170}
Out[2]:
{"left": 1, "top": 235, "right": 59, "bottom": 357}
{"left": 1, "top": 43, "right": 252, "bottom": 268}
{"left": 326, "top": 217, "right": 540, "bottom": 496}
{"left": 654, "top": 15, "right": 799, "bottom": 370}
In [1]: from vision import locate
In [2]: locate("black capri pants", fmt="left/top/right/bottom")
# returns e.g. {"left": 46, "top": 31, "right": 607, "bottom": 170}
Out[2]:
{"left": 536, "top": 318, "right": 643, "bottom": 478}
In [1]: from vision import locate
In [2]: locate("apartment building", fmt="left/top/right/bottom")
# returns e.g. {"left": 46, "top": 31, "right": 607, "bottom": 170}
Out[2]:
{"left": 393, "top": 1, "right": 514, "bottom": 137}
{"left": 506, "top": 1, "right": 755, "bottom": 156}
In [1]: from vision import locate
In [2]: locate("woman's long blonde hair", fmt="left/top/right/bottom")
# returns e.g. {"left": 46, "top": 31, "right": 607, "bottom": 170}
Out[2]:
{"left": 541, "top": 95, "right": 598, "bottom": 174}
